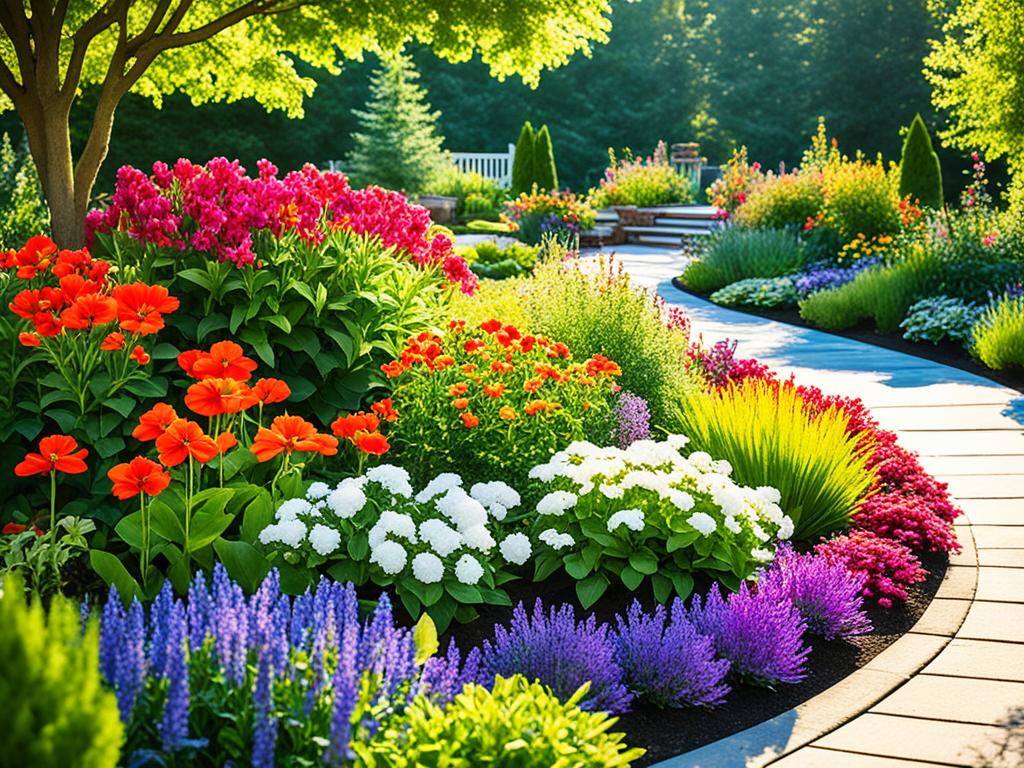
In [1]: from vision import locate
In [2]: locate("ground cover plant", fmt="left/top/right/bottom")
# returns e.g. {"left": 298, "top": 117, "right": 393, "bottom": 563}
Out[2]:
{"left": 681, "top": 228, "right": 807, "bottom": 294}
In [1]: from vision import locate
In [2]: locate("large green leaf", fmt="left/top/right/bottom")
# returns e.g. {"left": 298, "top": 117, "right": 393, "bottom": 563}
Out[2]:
{"left": 90, "top": 550, "right": 143, "bottom": 602}
{"left": 214, "top": 539, "right": 271, "bottom": 593}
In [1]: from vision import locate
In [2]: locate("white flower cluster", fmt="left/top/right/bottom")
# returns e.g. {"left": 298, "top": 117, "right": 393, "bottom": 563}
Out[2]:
{"left": 258, "top": 466, "right": 533, "bottom": 586}
{"left": 529, "top": 437, "right": 793, "bottom": 563}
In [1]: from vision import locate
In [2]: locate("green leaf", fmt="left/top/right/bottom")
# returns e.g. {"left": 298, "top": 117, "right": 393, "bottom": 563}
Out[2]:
{"left": 214, "top": 539, "right": 271, "bottom": 593}
{"left": 46, "top": 409, "right": 76, "bottom": 433}
{"left": 95, "top": 436, "right": 126, "bottom": 459}
{"left": 445, "top": 582, "right": 483, "bottom": 604}
{"left": 651, "top": 572, "right": 673, "bottom": 603}
{"left": 428, "top": 598, "right": 457, "bottom": 634}
{"left": 89, "top": 550, "right": 143, "bottom": 603}
{"left": 576, "top": 573, "right": 609, "bottom": 609}
{"left": 327, "top": 560, "right": 360, "bottom": 584}
{"left": 347, "top": 531, "right": 369, "bottom": 561}
{"left": 104, "top": 395, "right": 137, "bottom": 419}
{"left": 241, "top": 490, "right": 274, "bottom": 543}
{"left": 240, "top": 327, "right": 274, "bottom": 366}
{"left": 188, "top": 508, "right": 234, "bottom": 551}
{"left": 150, "top": 498, "right": 186, "bottom": 545}
{"left": 533, "top": 553, "right": 563, "bottom": 582}
{"left": 629, "top": 549, "right": 659, "bottom": 575}
{"left": 114, "top": 511, "right": 144, "bottom": 549}
{"left": 265, "top": 314, "right": 292, "bottom": 333}
{"left": 399, "top": 589, "right": 421, "bottom": 618}
{"left": 125, "top": 377, "right": 168, "bottom": 398}
{"left": 564, "top": 552, "right": 591, "bottom": 579}
{"left": 176, "top": 267, "right": 214, "bottom": 291}
{"left": 413, "top": 613, "right": 439, "bottom": 664}
{"left": 620, "top": 564, "right": 644, "bottom": 590}
{"left": 667, "top": 531, "right": 701, "bottom": 553}
{"left": 197, "top": 313, "right": 230, "bottom": 342}
{"left": 151, "top": 342, "right": 180, "bottom": 360}
{"left": 670, "top": 571, "right": 695, "bottom": 600}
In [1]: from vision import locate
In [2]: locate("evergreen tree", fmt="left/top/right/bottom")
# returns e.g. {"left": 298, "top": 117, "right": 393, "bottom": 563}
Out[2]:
{"left": 533, "top": 125, "right": 559, "bottom": 191}
{"left": 899, "top": 114, "right": 944, "bottom": 208}
{"left": 511, "top": 121, "right": 537, "bottom": 195}
{"left": 348, "top": 51, "right": 448, "bottom": 194}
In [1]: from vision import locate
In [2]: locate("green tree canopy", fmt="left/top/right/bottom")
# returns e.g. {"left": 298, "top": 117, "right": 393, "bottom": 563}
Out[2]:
{"left": 0, "top": 0, "right": 612, "bottom": 245}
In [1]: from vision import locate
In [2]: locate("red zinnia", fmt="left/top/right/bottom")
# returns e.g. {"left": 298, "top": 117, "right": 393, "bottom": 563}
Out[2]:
{"left": 107, "top": 457, "right": 171, "bottom": 500}
{"left": 355, "top": 431, "right": 390, "bottom": 456}
{"left": 251, "top": 415, "right": 338, "bottom": 462}
{"left": 2, "top": 522, "right": 43, "bottom": 537}
{"left": 156, "top": 418, "right": 219, "bottom": 467}
{"left": 371, "top": 398, "right": 398, "bottom": 422}
{"left": 14, "top": 235, "right": 58, "bottom": 279}
{"left": 14, "top": 434, "right": 89, "bottom": 476}
{"left": 113, "top": 283, "right": 180, "bottom": 335}
{"left": 331, "top": 412, "right": 380, "bottom": 439}
{"left": 19, "top": 332, "right": 40, "bottom": 347}
{"left": 251, "top": 377, "right": 291, "bottom": 405}
{"left": 133, "top": 403, "right": 179, "bottom": 441}
{"left": 100, "top": 332, "right": 125, "bottom": 351}
{"left": 191, "top": 341, "right": 258, "bottom": 382}
{"left": 185, "top": 378, "right": 257, "bottom": 417}
{"left": 131, "top": 345, "right": 150, "bottom": 365}
{"left": 60, "top": 293, "right": 117, "bottom": 329}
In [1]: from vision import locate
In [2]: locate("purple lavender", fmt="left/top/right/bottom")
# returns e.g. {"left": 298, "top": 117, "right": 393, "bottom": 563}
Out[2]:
{"left": 480, "top": 599, "right": 632, "bottom": 714}
{"left": 421, "top": 642, "right": 482, "bottom": 705}
{"left": 615, "top": 392, "right": 652, "bottom": 448}
{"left": 758, "top": 546, "right": 872, "bottom": 640}
{"left": 686, "top": 583, "right": 809, "bottom": 688}
{"left": 115, "top": 599, "right": 148, "bottom": 721}
{"left": 148, "top": 580, "right": 174, "bottom": 677}
{"left": 251, "top": 646, "right": 277, "bottom": 768}
{"left": 794, "top": 257, "right": 880, "bottom": 298}
{"left": 613, "top": 600, "right": 731, "bottom": 708}
{"left": 325, "top": 623, "right": 359, "bottom": 765}
{"left": 158, "top": 600, "right": 190, "bottom": 750}
{"left": 187, "top": 569, "right": 211, "bottom": 650}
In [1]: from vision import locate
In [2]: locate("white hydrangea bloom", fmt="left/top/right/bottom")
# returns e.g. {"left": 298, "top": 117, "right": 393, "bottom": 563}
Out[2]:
{"left": 259, "top": 519, "right": 307, "bottom": 547}
{"left": 419, "top": 518, "right": 463, "bottom": 557}
{"left": 276, "top": 498, "right": 312, "bottom": 522}
{"left": 435, "top": 487, "right": 488, "bottom": 530}
{"left": 664, "top": 434, "right": 690, "bottom": 450}
{"left": 687, "top": 511, "right": 717, "bottom": 536}
{"left": 751, "top": 523, "right": 770, "bottom": 542}
{"left": 326, "top": 482, "right": 367, "bottom": 520}
{"left": 756, "top": 485, "right": 783, "bottom": 504}
{"left": 607, "top": 508, "right": 645, "bottom": 533}
{"left": 777, "top": 516, "right": 795, "bottom": 540}
{"left": 536, "top": 491, "right": 578, "bottom": 516}
{"left": 752, "top": 547, "right": 775, "bottom": 562}
{"left": 306, "top": 481, "right": 331, "bottom": 500}
{"left": 365, "top": 464, "right": 413, "bottom": 497}
{"left": 454, "top": 554, "right": 484, "bottom": 585}
{"left": 415, "top": 473, "right": 464, "bottom": 503}
{"left": 462, "top": 525, "right": 496, "bottom": 552}
{"left": 688, "top": 451, "right": 714, "bottom": 471}
{"left": 713, "top": 459, "right": 733, "bottom": 476}
{"left": 470, "top": 481, "right": 521, "bottom": 519}
{"left": 599, "top": 483, "right": 625, "bottom": 499}
{"left": 527, "top": 463, "right": 558, "bottom": 483}
{"left": 724, "top": 516, "right": 743, "bottom": 534}
{"left": 539, "top": 528, "right": 575, "bottom": 550}
{"left": 668, "top": 490, "right": 695, "bottom": 512}
{"left": 378, "top": 510, "right": 418, "bottom": 542}
{"left": 309, "top": 523, "right": 341, "bottom": 556}
{"left": 411, "top": 552, "right": 444, "bottom": 583}
{"left": 499, "top": 532, "right": 532, "bottom": 565}
{"left": 370, "top": 540, "right": 408, "bottom": 574}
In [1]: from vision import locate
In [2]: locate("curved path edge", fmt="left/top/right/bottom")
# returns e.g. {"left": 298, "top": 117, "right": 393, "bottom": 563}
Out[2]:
{"left": 579, "top": 244, "right": 1024, "bottom": 768}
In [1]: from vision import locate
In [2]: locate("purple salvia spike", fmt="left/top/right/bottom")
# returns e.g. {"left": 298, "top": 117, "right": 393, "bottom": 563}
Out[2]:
{"left": 158, "top": 600, "right": 190, "bottom": 750}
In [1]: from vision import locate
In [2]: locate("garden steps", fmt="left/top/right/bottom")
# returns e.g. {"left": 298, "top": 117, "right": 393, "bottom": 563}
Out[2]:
{"left": 578, "top": 243, "right": 1024, "bottom": 768}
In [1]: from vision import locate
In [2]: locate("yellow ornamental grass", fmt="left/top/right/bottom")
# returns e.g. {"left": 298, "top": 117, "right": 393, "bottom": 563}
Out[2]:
{"left": 676, "top": 379, "right": 876, "bottom": 541}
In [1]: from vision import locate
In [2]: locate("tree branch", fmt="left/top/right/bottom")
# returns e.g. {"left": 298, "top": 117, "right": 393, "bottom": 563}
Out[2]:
{"left": 0, "top": 1, "right": 37, "bottom": 88}
{"left": 0, "top": 55, "right": 23, "bottom": 105}
{"left": 61, "top": 1, "right": 128, "bottom": 98}
{"left": 145, "top": 0, "right": 305, "bottom": 55}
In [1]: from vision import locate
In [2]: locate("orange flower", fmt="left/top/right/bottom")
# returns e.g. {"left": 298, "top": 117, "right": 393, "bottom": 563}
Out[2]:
{"left": 107, "top": 457, "right": 171, "bottom": 500}
{"left": 585, "top": 354, "right": 622, "bottom": 377}
{"left": 519, "top": 335, "right": 537, "bottom": 353}
{"left": 371, "top": 398, "right": 398, "bottom": 422}
{"left": 491, "top": 361, "right": 513, "bottom": 374}
{"left": 251, "top": 415, "right": 338, "bottom": 462}
{"left": 381, "top": 360, "right": 407, "bottom": 378}
{"left": 525, "top": 400, "right": 561, "bottom": 415}
{"left": 133, "top": 403, "right": 178, "bottom": 441}
{"left": 13, "top": 235, "right": 58, "bottom": 279}
{"left": 460, "top": 412, "right": 480, "bottom": 428}
{"left": 32, "top": 311, "right": 62, "bottom": 337}
{"left": 433, "top": 354, "right": 455, "bottom": 370}
{"left": 60, "top": 293, "right": 117, "bottom": 329}
{"left": 480, "top": 319, "right": 502, "bottom": 333}
{"left": 131, "top": 345, "right": 150, "bottom": 365}
{"left": 499, "top": 406, "right": 517, "bottom": 420}
{"left": 112, "top": 283, "right": 180, "bottom": 335}
{"left": 448, "top": 383, "right": 468, "bottom": 397}
{"left": 18, "top": 332, "right": 39, "bottom": 347}
{"left": 100, "top": 332, "right": 125, "bottom": 351}
{"left": 524, "top": 378, "right": 543, "bottom": 393}
{"left": 191, "top": 340, "right": 258, "bottom": 382}
{"left": 331, "top": 412, "right": 380, "bottom": 439}
{"left": 252, "top": 377, "right": 291, "bottom": 405}
{"left": 448, "top": 319, "right": 466, "bottom": 332}
{"left": 156, "top": 418, "right": 219, "bottom": 467}
{"left": 216, "top": 432, "right": 238, "bottom": 454}
{"left": 355, "top": 431, "right": 390, "bottom": 456}
{"left": 484, "top": 383, "right": 506, "bottom": 398}
{"left": 177, "top": 349, "right": 205, "bottom": 378}
{"left": 464, "top": 339, "right": 486, "bottom": 354}
{"left": 452, "top": 397, "right": 469, "bottom": 410}
{"left": 185, "top": 378, "right": 257, "bottom": 417}
{"left": 462, "top": 363, "right": 478, "bottom": 374}
{"left": 15, "top": 434, "right": 89, "bottom": 476}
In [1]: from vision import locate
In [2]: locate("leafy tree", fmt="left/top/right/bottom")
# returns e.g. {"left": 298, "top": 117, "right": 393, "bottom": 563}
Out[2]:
{"left": 899, "top": 114, "right": 943, "bottom": 208}
{"left": 533, "top": 123, "right": 559, "bottom": 191}
{"left": 925, "top": 0, "right": 1024, "bottom": 180}
{"left": 348, "top": 51, "right": 447, "bottom": 194}
{"left": 511, "top": 120, "right": 536, "bottom": 195}
{"left": 0, "top": 1, "right": 612, "bottom": 246}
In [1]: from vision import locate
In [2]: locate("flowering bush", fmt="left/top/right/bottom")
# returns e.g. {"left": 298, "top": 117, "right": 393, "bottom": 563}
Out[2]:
{"left": 589, "top": 142, "right": 693, "bottom": 209}
{"left": 258, "top": 466, "right": 530, "bottom": 630}
{"left": 502, "top": 188, "right": 597, "bottom": 245}
{"left": 733, "top": 171, "right": 825, "bottom": 231}
{"left": 853, "top": 492, "right": 961, "bottom": 554}
{"left": 815, "top": 530, "right": 927, "bottom": 608}
{"left": 529, "top": 436, "right": 794, "bottom": 608}
{"left": 612, "top": 599, "right": 731, "bottom": 708}
{"left": 97, "top": 567, "right": 476, "bottom": 768}
{"left": 686, "top": 583, "right": 809, "bottom": 687}
{"left": 794, "top": 257, "right": 881, "bottom": 298}
{"left": 479, "top": 599, "right": 632, "bottom": 713}
{"left": 385, "top": 320, "right": 621, "bottom": 488}
{"left": 835, "top": 233, "right": 897, "bottom": 266}
{"left": 706, "top": 146, "right": 764, "bottom": 218}
{"left": 710, "top": 276, "right": 798, "bottom": 308}
{"left": 615, "top": 392, "right": 652, "bottom": 448}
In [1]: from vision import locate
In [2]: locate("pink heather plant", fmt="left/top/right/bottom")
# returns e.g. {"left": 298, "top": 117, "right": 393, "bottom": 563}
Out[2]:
{"left": 815, "top": 530, "right": 927, "bottom": 609}
{"left": 853, "top": 493, "right": 960, "bottom": 554}
{"left": 86, "top": 158, "right": 476, "bottom": 293}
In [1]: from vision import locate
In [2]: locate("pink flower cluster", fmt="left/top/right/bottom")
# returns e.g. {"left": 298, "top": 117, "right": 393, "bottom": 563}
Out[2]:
{"left": 86, "top": 158, "right": 476, "bottom": 294}
{"left": 815, "top": 530, "right": 927, "bottom": 609}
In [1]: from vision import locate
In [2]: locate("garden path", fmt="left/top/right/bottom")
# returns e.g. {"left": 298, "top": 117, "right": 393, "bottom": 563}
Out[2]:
{"left": 590, "top": 244, "right": 1024, "bottom": 768}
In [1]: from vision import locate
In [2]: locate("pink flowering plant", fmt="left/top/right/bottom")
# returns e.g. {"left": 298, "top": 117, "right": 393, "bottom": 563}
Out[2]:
{"left": 87, "top": 158, "right": 474, "bottom": 414}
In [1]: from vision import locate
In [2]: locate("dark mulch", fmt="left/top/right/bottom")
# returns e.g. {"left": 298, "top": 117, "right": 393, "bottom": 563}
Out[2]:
{"left": 439, "top": 552, "right": 947, "bottom": 766}
{"left": 670, "top": 278, "right": 1024, "bottom": 394}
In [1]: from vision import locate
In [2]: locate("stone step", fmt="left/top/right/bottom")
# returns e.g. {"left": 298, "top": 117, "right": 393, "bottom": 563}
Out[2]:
{"left": 622, "top": 225, "right": 714, "bottom": 237}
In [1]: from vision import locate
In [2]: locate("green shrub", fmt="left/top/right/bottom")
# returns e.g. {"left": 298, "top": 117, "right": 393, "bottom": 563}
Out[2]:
{"left": 734, "top": 172, "right": 825, "bottom": 230}
{"left": 675, "top": 380, "right": 876, "bottom": 541}
{"left": 710, "top": 276, "right": 798, "bottom": 308}
{"left": 0, "top": 575, "right": 123, "bottom": 768}
{"left": 681, "top": 228, "right": 807, "bottom": 294}
{"left": 901, "top": 296, "right": 982, "bottom": 345}
{"left": 820, "top": 159, "right": 901, "bottom": 241}
{"left": 589, "top": 142, "right": 693, "bottom": 209}
{"left": 511, "top": 121, "right": 536, "bottom": 196}
{"left": 460, "top": 240, "right": 540, "bottom": 280}
{"left": 899, "top": 114, "right": 944, "bottom": 209}
{"left": 973, "top": 293, "right": 1024, "bottom": 369}
{"left": 533, "top": 124, "right": 559, "bottom": 192}
{"left": 798, "top": 250, "right": 940, "bottom": 333}
{"left": 357, "top": 675, "right": 645, "bottom": 767}
{"left": 425, "top": 166, "right": 507, "bottom": 214}
{"left": 0, "top": 133, "right": 49, "bottom": 248}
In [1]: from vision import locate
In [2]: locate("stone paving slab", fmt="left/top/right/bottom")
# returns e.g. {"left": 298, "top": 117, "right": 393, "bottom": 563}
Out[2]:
{"left": 868, "top": 403, "right": 1024, "bottom": 431}
{"left": 975, "top": 566, "right": 1024, "bottom": 601}
{"left": 977, "top": 549, "right": 1024, "bottom": 568}
{"left": 971, "top": 526, "right": 1024, "bottom": 549}
{"left": 919, "top": 455, "right": 1024, "bottom": 476}
{"left": 934, "top": 566, "right": 978, "bottom": 600}
{"left": 910, "top": 597, "right": 973, "bottom": 636}
{"left": 771, "top": 747, "right": 954, "bottom": 767}
{"left": 957, "top": 601, "right": 1024, "bottom": 642}
{"left": 949, "top": 498, "right": 1024, "bottom": 525}
{"left": 944, "top": 474, "right": 1024, "bottom": 499}
{"left": 923, "top": 638, "right": 1024, "bottom": 682}
{"left": 898, "top": 430, "right": 1024, "bottom": 456}
{"left": 871, "top": 675, "right": 1024, "bottom": 725}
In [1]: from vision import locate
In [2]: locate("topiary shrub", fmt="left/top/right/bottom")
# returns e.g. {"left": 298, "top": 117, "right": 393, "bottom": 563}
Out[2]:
{"left": 898, "top": 114, "right": 944, "bottom": 209}
{"left": 0, "top": 575, "right": 123, "bottom": 768}
{"left": 511, "top": 121, "right": 536, "bottom": 196}
{"left": 533, "top": 124, "right": 559, "bottom": 192}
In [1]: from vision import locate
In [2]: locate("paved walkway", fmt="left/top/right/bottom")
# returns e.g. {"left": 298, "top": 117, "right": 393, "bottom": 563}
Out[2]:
{"left": 595, "top": 246, "right": 1024, "bottom": 768}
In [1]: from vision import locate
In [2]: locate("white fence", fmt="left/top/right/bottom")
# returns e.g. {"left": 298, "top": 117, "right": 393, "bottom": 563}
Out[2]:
{"left": 451, "top": 143, "right": 516, "bottom": 188}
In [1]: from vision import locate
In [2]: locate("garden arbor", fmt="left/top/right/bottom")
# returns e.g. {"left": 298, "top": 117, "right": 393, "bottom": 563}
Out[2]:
{"left": 0, "top": 0, "right": 612, "bottom": 247}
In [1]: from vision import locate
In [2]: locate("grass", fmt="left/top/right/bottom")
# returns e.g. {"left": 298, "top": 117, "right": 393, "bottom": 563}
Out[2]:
{"left": 973, "top": 294, "right": 1024, "bottom": 370}
{"left": 681, "top": 228, "right": 808, "bottom": 294}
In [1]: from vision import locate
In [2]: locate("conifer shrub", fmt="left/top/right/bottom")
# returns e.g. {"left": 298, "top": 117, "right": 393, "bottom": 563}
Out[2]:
{"left": 898, "top": 114, "right": 944, "bottom": 209}
{"left": 533, "top": 124, "right": 559, "bottom": 192}
{"left": 511, "top": 121, "right": 536, "bottom": 196}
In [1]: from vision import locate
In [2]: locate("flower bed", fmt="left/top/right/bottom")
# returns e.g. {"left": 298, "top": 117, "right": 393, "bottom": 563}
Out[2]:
{"left": 0, "top": 159, "right": 964, "bottom": 767}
